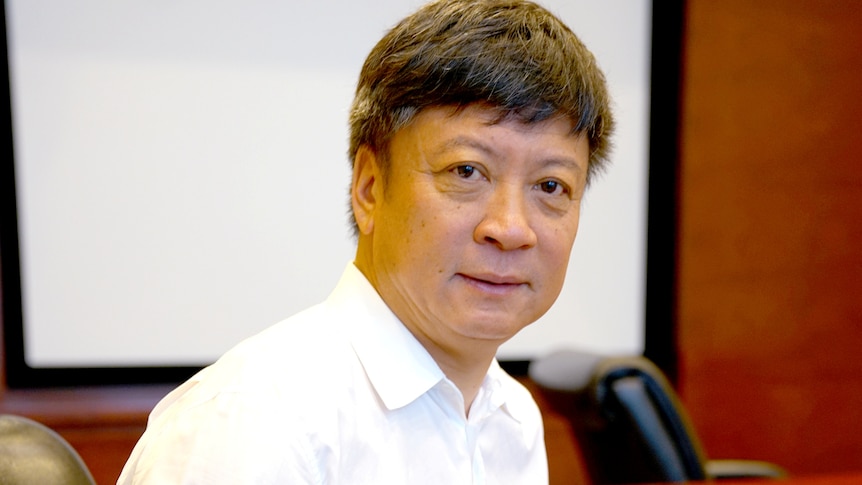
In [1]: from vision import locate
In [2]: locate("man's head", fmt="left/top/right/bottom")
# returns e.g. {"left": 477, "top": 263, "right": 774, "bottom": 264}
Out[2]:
{"left": 348, "top": 0, "right": 614, "bottom": 201}
{"left": 348, "top": 0, "right": 615, "bottom": 367}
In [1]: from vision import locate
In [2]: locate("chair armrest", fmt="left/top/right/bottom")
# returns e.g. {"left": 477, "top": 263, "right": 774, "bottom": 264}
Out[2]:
{"left": 706, "top": 459, "right": 787, "bottom": 480}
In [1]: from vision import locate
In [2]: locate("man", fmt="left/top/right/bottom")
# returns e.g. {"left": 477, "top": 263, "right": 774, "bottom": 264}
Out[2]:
{"left": 119, "top": 0, "right": 613, "bottom": 483}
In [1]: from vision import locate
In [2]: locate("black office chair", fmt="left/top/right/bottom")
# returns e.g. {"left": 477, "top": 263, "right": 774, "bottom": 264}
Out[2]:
{"left": 0, "top": 414, "right": 96, "bottom": 485}
{"left": 529, "top": 349, "right": 787, "bottom": 484}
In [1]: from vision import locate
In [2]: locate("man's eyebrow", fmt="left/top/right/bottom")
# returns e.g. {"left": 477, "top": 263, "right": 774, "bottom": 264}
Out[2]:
{"left": 431, "top": 136, "right": 497, "bottom": 157}
{"left": 432, "top": 136, "right": 585, "bottom": 172}
{"left": 540, "top": 155, "right": 584, "bottom": 173}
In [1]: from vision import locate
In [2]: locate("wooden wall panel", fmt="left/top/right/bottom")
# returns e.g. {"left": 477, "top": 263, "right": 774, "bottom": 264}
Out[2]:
{"left": 677, "top": 0, "right": 862, "bottom": 475}
{"left": 520, "top": 377, "right": 591, "bottom": 485}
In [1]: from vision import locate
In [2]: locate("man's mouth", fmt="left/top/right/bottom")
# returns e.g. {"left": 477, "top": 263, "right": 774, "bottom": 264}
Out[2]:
{"left": 457, "top": 273, "right": 528, "bottom": 293}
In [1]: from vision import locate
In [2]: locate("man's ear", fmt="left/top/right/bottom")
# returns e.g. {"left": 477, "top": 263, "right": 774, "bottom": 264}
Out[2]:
{"left": 351, "top": 145, "right": 381, "bottom": 236}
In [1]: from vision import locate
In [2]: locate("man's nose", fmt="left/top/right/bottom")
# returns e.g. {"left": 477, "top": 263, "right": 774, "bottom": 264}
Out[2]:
{"left": 473, "top": 185, "right": 538, "bottom": 251}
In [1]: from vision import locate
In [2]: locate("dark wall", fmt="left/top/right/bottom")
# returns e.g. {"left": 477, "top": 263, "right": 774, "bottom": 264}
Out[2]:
{"left": 676, "top": 0, "right": 862, "bottom": 474}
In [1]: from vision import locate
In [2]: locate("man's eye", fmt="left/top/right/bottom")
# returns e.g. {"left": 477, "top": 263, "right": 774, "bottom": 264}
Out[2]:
{"left": 454, "top": 165, "right": 476, "bottom": 178}
{"left": 537, "top": 180, "right": 568, "bottom": 196}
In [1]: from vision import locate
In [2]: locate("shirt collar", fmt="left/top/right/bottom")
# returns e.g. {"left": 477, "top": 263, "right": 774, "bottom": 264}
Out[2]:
{"left": 328, "top": 263, "right": 445, "bottom": 410}
{"left": 484, "top": 359, "right": 531, "bottom": 424}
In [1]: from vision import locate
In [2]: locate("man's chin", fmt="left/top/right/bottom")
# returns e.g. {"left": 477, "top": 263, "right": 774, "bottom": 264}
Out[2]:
{"left": 457, "top": 317, "right": 533, "bottom": 344}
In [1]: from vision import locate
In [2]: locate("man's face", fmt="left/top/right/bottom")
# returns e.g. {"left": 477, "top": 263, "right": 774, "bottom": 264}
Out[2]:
{"left": 352, "top": 104, "right": 589, "bottom": 359}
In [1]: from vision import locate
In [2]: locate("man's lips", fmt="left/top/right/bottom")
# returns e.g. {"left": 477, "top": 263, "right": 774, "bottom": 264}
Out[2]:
{"left": 457, "top": 273, "right": 528, "bottom": 291}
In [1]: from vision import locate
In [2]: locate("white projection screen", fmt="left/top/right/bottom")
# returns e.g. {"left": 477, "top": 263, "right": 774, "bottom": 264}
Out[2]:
{"left": 2, "top": 0, "right": 653, "bottom": 385}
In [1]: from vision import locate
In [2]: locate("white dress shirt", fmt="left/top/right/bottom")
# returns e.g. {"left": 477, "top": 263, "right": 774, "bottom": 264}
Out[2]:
{"left": 118, "top": 264, "right": 548, "bottom": 484}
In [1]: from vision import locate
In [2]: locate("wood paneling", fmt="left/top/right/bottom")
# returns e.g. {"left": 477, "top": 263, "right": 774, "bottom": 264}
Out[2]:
{"left": 0, "top": 385, "right": 171, "bottom": 484}
{"left": 677, "top": 0, "right": 862, "bottom": 475}
{"left": 520, "top": 377, "right": 590, "bottom": 485}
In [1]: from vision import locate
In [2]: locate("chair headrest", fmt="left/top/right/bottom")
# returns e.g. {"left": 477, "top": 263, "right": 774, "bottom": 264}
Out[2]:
{"left": 528, "top": 349, "right": 606, "bottom": 392}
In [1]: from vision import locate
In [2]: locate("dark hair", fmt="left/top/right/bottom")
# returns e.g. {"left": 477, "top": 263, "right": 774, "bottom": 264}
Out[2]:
{"left": 348, "top": 0, "right": 614, "bottom": 223}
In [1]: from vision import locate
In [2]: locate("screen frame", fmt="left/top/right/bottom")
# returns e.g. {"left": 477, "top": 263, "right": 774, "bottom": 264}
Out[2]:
{"left": 1, "top": 1, "right": 684, "bottom": 388}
